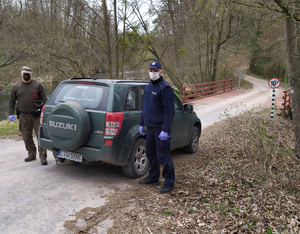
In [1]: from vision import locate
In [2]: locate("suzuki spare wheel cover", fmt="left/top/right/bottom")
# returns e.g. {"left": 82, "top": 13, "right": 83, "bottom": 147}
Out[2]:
{"left": 47, "top": 101, "right": 91, "bottom": 150}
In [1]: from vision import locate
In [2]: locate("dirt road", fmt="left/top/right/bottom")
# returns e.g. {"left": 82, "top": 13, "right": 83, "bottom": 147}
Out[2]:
{"left": 0, "top": 75, "right": 286, "bottom": 233}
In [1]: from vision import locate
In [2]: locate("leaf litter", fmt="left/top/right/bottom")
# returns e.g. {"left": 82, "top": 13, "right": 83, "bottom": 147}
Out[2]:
{"left": 63, "top": 110, "right": 300, "bottom": 233}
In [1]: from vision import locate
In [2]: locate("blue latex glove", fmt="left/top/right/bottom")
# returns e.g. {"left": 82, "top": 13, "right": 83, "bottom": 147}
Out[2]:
{"left": 139, "top": 126, "right": 145, "bottom": 136}
{"left": 8, "top": 115, "right": 15, "bottom": 122}
{"left": 158, "top": 131, "right": 168, "bottom": 141}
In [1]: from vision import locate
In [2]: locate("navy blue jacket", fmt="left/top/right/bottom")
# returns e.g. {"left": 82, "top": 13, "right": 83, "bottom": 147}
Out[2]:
{"left": 139, "top": 77, "right": 175, "bottom": 132}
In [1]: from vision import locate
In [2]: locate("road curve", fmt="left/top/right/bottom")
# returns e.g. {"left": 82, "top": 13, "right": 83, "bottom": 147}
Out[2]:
{"left": 191, "top": 75, "right": 285, "bottom": 129}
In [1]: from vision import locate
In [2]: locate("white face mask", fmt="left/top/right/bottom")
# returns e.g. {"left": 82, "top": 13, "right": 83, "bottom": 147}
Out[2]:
{"left": 149, "top": 71, "right": 160, "bottom": 81}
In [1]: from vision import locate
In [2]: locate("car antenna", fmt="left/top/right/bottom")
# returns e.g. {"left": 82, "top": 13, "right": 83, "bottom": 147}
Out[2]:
{"left": 89, "top": 72, "right": 96, "bottom": 80}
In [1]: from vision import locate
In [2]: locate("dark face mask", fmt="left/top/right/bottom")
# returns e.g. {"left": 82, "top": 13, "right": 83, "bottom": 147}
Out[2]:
{"left": 23, "top": 73, "right": 31, "bottom": 81}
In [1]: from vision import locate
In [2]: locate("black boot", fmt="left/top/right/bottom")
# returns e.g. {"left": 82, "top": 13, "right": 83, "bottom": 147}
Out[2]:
{"left": 24, "top": 155, "right": 36, "bottom": 162}
{"left": 41, "top": 159, "right": 48, "bottom": 165}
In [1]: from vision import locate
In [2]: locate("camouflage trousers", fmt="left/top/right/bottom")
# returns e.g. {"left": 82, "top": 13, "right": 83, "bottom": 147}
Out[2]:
{"left": 19, "top": 113, "right": 47, "bottom": 160}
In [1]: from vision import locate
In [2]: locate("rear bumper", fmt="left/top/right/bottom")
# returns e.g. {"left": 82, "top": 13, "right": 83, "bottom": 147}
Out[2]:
{"left": 38, "top": 137, "right": 131, "bottom": 166}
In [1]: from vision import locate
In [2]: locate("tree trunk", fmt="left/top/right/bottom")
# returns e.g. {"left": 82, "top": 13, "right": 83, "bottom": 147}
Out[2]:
{"left": 167, "top": 1, "right": 182, "bottom": 77}
{"left": 211, "top": 43, "right": 221, "bottom": 82}
{"left": 284, "top": 17, "right": 300, "bottom": 159}
{"left": 114, "top": 0, "right": 119, "bottom": 79}
{"left": 121, "top": 1, "right": 127, "bottom": 80}
{"left": 102, "top": 0, "right": 112, "bottom": 79}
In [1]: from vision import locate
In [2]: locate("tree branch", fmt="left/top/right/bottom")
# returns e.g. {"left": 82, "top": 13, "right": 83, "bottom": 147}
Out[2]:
{"left": 256, "top": 0, "right": 300, "bottom": 22}
{"left": 0, "top": 56, "right": 19, "bottom": 68}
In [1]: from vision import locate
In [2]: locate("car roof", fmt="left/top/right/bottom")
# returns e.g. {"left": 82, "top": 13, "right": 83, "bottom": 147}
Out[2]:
{"left": 68, "top": 77, "right": 149, "bottom": 84}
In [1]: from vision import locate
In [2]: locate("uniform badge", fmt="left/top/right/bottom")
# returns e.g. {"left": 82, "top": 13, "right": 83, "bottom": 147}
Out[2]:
{"left": 32, "top": 92, "right": 38, "bottom": 99}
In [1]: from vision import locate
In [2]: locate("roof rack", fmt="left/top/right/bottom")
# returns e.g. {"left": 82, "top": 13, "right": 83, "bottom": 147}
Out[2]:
{"left": 69, "top": 77, "right": 148, "bottom": 84}
{"left": 69, "top": 77, "right": 96, "bottom": 80}
{"left": 115, "top": 80, "right": 148, "bottom": 84}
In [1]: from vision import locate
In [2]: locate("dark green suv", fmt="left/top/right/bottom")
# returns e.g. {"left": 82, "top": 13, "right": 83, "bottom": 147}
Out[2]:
{"left": 38, "top": 78, "right": 201, "bottom": 178}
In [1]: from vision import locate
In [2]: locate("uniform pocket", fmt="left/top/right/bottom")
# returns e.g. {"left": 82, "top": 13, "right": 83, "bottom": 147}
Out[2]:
{"left": 32, "top": 92, "right": 38, "bottom": 99}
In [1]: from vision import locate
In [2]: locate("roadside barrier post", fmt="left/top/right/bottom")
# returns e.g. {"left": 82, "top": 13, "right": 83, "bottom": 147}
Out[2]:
{"left": 268, "top": 76, "right": 281, "bottom": 119}
{"left": 271, "top": 89, "right": 275, "bottom": 119}
{"left": 238, "top": 71, "right": 242, "bottom": 89}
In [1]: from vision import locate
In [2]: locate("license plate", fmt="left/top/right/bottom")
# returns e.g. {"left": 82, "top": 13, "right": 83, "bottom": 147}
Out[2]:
{"left": 58, "top": 150, "right": 83, "bottom": 162}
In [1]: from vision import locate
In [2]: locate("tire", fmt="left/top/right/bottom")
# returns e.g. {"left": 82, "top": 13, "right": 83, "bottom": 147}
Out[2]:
{"left": 182, "top": 126, "right": 200, "bottom": 154}
{"left": 47, "top": 101, "right": 91, "bottom": 150}
{"left": 122, "top": 138, "right": 149, "bottom": 178}
{"left": 52, "top": 151, "right": 58, "bottom": 159}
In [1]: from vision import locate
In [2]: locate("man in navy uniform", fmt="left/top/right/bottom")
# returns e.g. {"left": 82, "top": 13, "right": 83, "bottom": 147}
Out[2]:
{"left": 139, "top": 61, "right": 175, "bottom": 193}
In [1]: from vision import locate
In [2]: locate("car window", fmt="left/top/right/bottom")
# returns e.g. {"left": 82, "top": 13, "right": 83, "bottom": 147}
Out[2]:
{"left": 124, "top": 87, "right": 139, "bottom": 111}
{"left": 47, "top": 83, "right": 109, "bottom": 111}
{"left": 174, "top": 95, "right": 183, "bottom": 110}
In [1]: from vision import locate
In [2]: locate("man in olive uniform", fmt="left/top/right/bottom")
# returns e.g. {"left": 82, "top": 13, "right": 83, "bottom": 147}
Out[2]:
{"left": 8, "top": 66, "right": 48, "bottom": 165}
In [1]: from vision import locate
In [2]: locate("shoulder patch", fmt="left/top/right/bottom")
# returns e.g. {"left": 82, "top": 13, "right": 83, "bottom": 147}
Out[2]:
{"left": 145, "top": 83, "right": 152, "bottom": 90}
{"left": 159, "top": 80, "right": 171, "bottom": 90}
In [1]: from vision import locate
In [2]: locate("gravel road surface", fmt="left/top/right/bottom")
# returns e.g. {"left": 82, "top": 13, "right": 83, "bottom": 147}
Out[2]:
{"left": 0, "top": 139, "right": 131, "bottom": 233}
{"left": 0, "top": 75, "right": 285, "bottom": 233}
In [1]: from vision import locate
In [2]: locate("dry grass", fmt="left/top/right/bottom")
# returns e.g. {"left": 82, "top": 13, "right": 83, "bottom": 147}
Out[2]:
{"left": 63, "top": 110, "right": 300, "bottom": 233}
{"left": 0, "top": 119, "right": 21, "bottom": 138}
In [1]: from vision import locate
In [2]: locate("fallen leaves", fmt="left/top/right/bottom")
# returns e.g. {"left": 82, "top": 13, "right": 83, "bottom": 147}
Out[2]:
{"left": 64, "top": 111, "right": 300, "bottom": 233}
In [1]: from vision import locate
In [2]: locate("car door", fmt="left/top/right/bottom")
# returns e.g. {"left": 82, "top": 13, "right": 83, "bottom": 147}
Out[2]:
{"left": 120, "top": 85, "right": 146, "bottom": 144}
{"left": 170, "top": 95, "right": 189, "bottom": 150}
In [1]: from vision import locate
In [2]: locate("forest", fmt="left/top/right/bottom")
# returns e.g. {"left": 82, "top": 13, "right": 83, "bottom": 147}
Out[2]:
{"left": 1, "top": 0, "right": 300, "bottom": 158}
{"left": 0, "top": 0, "right": 290, "bottom": 91}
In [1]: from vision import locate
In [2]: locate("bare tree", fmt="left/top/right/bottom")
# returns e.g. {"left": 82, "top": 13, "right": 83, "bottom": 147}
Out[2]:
{"left": 0, "top": 0, "right": 19, "bottom": 68}
{"left": 275, "top": 1, "right": 300, "bottom": 159}
{"left": 102, "top": 0, "right": 112, "bottom": 79}
{"left": 113, "top": 0, "right": 119, "bottom": 79}
{"left": 251, "top": 0, "right": 300, "bottom": 159}
{"left": 127, "top": 0, "right": 184, "bottom": 91}
{"left": 120, "top": 0, "right": 128, "bottom": 79}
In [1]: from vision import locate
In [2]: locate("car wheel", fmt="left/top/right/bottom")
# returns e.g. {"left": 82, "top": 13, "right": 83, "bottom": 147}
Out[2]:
{"left": 182, "top": 126, "right": 199, "bottom": 154}
{"left": 52, "top": 151, "right": 58, "bottom": 159}
{"left": 122, "top": 138, "right": 149, "bottom": 178}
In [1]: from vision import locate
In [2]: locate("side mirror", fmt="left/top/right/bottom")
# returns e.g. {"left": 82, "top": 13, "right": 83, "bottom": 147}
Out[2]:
{"left": 184, "top": 104, "right": 193, "bottom": 112}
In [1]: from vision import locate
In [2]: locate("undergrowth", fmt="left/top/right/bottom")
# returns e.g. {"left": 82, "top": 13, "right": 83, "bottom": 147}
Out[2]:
{"left": 178, "top": 109, "right": 300, "bottom": 232}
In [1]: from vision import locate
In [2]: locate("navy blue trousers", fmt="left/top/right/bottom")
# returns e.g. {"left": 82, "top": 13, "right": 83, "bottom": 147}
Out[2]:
{"left": 146, "top": 126, "right": 175, "bottom": 186}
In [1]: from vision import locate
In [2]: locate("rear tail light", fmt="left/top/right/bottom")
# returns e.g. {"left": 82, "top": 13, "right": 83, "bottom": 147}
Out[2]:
{"left": 104, "top": 112, "right": 123, "bottom": 136}
{"left": 40, "top": 105, "right": 46, "bottom": 125}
